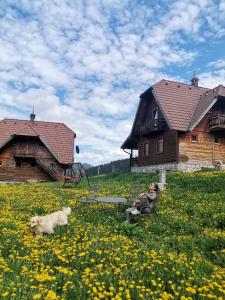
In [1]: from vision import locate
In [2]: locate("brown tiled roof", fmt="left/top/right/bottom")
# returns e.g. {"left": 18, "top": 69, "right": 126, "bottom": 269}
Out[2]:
{"left": 152, "top": 79, "right": 209, "bottom": 131}
{"left": 0, "top": 119, "right": 75, "bottom": 164}
{"left": 122, "top": 79, "right": 225, "bottom": 149}
{"left": 189, "top": 84, "right": 225, "bottom": 130}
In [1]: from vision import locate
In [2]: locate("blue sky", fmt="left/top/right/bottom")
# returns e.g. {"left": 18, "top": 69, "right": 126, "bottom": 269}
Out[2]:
{"left": 0, "top": 0, "right": 225, "bottom": 165}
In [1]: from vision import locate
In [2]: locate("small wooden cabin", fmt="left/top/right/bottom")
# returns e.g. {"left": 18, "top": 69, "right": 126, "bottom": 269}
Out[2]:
{"left": 0, "top": 116, "right": 76, "bottom": 181}
{"left": 122, "top": 77, "right": 225, "bottom": 172}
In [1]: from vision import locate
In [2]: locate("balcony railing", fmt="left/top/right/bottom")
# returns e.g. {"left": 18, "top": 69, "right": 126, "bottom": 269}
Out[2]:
{"left": 13, "top": 145, "right": 36, "bottom": 157}
{"left": 208, "top": 115, "right": 225, "bottom": 131}
{"left": 140, "top": 119, "right": 166, "bottom": 136}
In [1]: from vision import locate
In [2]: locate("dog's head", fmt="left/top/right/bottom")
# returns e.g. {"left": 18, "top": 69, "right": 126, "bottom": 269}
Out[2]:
{"left": 29, "top": 216, "right": 40, "bottom": 228}
{"left": 62, "top": 207, "right": 72, "bottom": 216}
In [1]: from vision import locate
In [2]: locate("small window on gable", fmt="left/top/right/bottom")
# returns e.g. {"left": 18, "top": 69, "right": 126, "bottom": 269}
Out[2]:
{"left": 144, "top": 143, "right": 149, "bottom": 156}
{"left": 191, "top": 134, "right": 198, "bottom": 143}
{"left": 214, "top": 137, "right": 219, "bottom": 144}
{"left": 153, "top": 108, "right": 158, "bottom": 120}
{"left": 156, "top": 137, "right": 163, "bottom": 153}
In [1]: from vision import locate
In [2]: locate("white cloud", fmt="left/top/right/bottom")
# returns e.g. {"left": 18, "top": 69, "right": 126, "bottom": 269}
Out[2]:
{"left": 0, "top": 0, "right": 225, "bottom": 165}
{"left": 208, "top": 58, "right": 225, "bottom": 69}
{"left": 198, "top": 69, "right": 225, "bottom": 88}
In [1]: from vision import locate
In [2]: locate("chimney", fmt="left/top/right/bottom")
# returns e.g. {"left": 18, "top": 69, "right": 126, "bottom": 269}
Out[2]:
{"left": 191, "top": 72, "right": 199, "bottom": 88}
{"left": 30, "top": 107, "right": 36, "bottom": 122}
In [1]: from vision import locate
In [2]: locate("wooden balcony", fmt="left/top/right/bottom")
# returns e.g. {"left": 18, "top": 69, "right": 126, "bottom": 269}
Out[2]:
{"left": 13, "top": 146, "right": 36, "bottom": 157}
{"left": 140, "top": 119, "right": 166, "bottom": 136}
{"left": 208, "top": 115, "right": 225, "bottom": 131}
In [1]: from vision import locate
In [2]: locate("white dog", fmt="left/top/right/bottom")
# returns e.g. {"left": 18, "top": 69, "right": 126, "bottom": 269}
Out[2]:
{"left": 29, "top": 207, "right": 71, "bottom": 236}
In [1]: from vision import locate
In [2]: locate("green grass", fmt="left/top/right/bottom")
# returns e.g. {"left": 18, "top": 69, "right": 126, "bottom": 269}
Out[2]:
{"left": 0, "top": 170, "right": 224, "bottom": 299}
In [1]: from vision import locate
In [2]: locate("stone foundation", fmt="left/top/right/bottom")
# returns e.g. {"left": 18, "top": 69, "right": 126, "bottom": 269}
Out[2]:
{"left": 131, "top": 162, "right": 216, "bottom": 173}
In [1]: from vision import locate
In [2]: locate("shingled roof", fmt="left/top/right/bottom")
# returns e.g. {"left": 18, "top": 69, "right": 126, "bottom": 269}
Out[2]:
{"left": 122, "top": 79, "right": 225, "bottom": 149}
{"left": 0, "top": 119, "right": 76, "bottom": 164}
{"left": 188, "top": 84, "right": 225, "bottom": 130}
{"left": 152, "top": 79, "right": 209, "bottom": 131}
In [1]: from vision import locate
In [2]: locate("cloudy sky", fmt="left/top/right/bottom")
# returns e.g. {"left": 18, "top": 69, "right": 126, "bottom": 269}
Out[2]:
{"left": 0, "top": 0, "right": 225, "bottom": 166}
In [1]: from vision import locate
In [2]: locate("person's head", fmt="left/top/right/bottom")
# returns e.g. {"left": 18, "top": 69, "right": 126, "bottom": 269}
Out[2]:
{"left": 148, "top": 183, "right": 159, "bottom": 192}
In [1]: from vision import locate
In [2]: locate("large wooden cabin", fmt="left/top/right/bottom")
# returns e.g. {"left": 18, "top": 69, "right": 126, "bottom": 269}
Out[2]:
{"left": 122, "top": 77, "right": 225, "bottom": 172}
{"left": 0, "top": 116, "right": 76, "bottom": 181}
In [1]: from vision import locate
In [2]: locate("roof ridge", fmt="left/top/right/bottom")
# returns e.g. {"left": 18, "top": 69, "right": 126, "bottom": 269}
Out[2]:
{"left": 153, "top": 78, "right": 210, "bottom": 90}
{"left": 199, "top": 84, "right": 224, "bottom": 98}
{"left": 0, "top": 118, "right": 75, "bottom": 164}
{"left": 188, "top": 84, "right": 225, "bottom": 130}
{"left": 27, "top": 122, "right": 39, "bottom": 136}
{"left": 217, "top": 84, "right": 225, "bottom": 94}
{"left": 3, "top": 118, "right": 66, "bottom": 125}
{"left": 151, "top": 79, "right": 165, "bottom": 87}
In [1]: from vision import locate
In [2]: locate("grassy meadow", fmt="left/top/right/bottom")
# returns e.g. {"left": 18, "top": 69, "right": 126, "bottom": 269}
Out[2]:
{"left": 0, "top": 170, "right": 224, "bottom": 300}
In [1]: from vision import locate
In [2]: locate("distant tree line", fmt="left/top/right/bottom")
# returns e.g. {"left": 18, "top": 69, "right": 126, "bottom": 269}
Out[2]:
{"left": 86, "top": 158, "right": 130, "bottom": 177}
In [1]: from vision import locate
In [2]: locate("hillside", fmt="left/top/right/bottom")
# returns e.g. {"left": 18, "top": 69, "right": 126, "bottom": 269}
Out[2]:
{"left": 0, "top": 170, "right": 224, "bottom": 299}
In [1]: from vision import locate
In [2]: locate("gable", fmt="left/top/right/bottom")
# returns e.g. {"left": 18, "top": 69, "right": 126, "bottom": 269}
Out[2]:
{"left": 152, "top": 80, "right": 209, "bottom": 131}
{"left": 189, "top": 85, "right": 225, "bottom": 131}
{"left": 122, "top": 79, "right": 225, "bottom": 150}
{"left": 121, "top": 89, "right": 169, "bottom": 149}
{"left": 0, "top": 119, "right": 75, "bottom": 164}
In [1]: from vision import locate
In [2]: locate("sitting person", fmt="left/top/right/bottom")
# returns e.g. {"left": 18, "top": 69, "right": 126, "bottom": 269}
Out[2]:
{"left": 125, "top": 183, "right": 159, "bottom": 222}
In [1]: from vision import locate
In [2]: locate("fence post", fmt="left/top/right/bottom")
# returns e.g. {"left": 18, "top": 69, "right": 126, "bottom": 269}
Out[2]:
{"left": 158, "top": 170, "right": 166, "bottom": 190}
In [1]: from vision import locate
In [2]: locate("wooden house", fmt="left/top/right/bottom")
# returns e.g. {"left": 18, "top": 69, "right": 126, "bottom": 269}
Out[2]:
{"left": 0, "top": 114, "right": 76, "bottom": 181}
{"left": 121, "top": 77, "right": 225, "bottom": 172}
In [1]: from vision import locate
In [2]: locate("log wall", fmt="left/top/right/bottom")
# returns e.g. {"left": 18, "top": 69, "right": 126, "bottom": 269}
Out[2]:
{"left": 179, "top": 113, "right": 225, "bottom": 164}
{"left": 0, "top": 137, "right": 65, "bottom": 181}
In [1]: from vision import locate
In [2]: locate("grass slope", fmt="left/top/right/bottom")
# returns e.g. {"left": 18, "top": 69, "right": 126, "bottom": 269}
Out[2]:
{"left": 0, "top": 170, "right": 224, "bottom": 299}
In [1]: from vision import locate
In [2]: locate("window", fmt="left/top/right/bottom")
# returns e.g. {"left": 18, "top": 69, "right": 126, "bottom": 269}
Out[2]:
{"left": 156, "top": 137, "right": 163, "bottom": 153}
{"left": 153, "top": 109, "right": 158, "bottom": 120}
{"left": 191, "top": 135, "right": 198, "bottom": 143}
{"left": 214, "top": 137, "right": 219, "bottom": 144}
{"left": 15, "top": 159, "right": 22, "bottom": 167}
{"left": 144, "top": 143, "right": 149, "bottom": 156}
{"left": 30, "top": 160, "right": 36, "bottom": 167}
{"left": 153, "top": 109, "right": 159, "bottom": 128}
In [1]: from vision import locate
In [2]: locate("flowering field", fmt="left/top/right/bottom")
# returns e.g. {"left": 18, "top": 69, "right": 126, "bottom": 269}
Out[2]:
{"left": 0, "top": 171, "right": 224, "bottom": 300}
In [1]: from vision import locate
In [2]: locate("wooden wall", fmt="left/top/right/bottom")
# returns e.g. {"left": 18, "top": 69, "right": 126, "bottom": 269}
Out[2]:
{"left": 0, "top": 137, "right": 65, "bottom": 181}
{"left": 0, "top": 161, "right": 52, "bottom": 182}
{"left": 138, "top": 130, "right": 178, "bottom": 166}
{"left": 179, "top": 113, "right": 225, "bottom": 164}
{"left": 141, "top": 94, "right": 165, "bottom": 124}
{"left": 133, "top": 91, "right": 167, "bottom": 138}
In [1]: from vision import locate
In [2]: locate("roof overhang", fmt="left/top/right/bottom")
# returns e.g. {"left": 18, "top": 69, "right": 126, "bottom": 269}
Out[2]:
{"left": 0, "top": 134, "right": 70, "bottom": 164}
{"left": 38, "top": 136, "right": 63, "bottom": 164}
{"left": 151, "top": 88, "right": 172, "bottom": 130}
{"left": 121, "top": 135, "right": 138, "bottom": 150}
{"left": 0, "top": 134, "right": 38, "bottom": 152}
{"left": 189, "top": 97, "right": 218, "bottom": 131}
{"left": 0, "top": 135, "right": 15, "bottom": 152}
